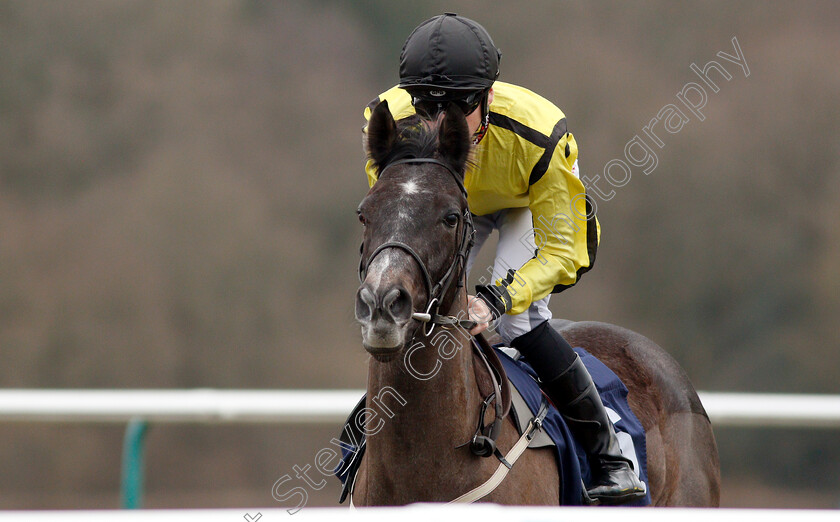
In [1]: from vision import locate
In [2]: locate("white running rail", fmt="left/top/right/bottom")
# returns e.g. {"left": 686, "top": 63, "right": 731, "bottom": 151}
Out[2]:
{"left": 0, "top": 389, "right": 839, "bottom": 427}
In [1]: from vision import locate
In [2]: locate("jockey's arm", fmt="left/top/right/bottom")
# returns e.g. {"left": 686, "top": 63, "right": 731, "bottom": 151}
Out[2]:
{"left": 471, "top": 131, "right": 599, "bottom": 321}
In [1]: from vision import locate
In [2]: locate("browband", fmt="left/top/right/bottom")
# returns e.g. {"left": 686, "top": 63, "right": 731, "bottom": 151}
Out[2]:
{"left": 380, "top": 158, "right": 468, "bottom": 198}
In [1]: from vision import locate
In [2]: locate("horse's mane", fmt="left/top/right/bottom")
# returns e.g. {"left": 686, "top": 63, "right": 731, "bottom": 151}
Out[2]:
{"left": 369, "top": 115, "right": 441, "bottom": 176}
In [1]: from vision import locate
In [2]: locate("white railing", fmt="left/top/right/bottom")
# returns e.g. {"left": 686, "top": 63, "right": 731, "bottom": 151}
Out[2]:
{"left": 0, "top": 389, "right": 360, "bottom": 424}
{"left": 0, "top": 505, "right": 838, "bottom": 521}
{"left": 699, "top": 392, "right": 840, "bottom": 428}
{"left": 0, "top": 390, "right": 838, "bottom": 511}
{"left": 0, "top": 389, "right": 839, "bottom": 427}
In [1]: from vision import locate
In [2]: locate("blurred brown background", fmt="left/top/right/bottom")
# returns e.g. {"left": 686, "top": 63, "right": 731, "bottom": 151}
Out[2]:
{"left": 0, "top": 0, "right": 838, "bottom": 510}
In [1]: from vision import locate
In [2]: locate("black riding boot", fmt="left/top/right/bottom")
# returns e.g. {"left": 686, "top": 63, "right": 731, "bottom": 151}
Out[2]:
{"left": 511, "top": 321, "right": 646, "bottom": 505}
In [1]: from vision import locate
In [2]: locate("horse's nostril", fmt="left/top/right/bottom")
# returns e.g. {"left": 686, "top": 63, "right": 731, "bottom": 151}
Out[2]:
{"left": 390, "top": 294, "right": 403, "bottom": 314}
{"left": 383, "top": 287, "right": 412, "bottom": 322}
{"left": 382, "top": 288, "right": 398, "bottom": 309}
{"left": 358, "top": 285, "right": 412, "bottom": 324}
{"left": 356, "top": 287, "right": 376, "bottom": 321}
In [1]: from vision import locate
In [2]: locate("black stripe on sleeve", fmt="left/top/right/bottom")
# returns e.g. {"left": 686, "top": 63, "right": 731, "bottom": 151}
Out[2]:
{"left": 528, "top": 118, "right": 568, "bottom": 186}
{"left": 488, "top": 112, "right": 549, "bottom": 147}
{"left": 550, "top": 194, "right": 598, "bottom": 294}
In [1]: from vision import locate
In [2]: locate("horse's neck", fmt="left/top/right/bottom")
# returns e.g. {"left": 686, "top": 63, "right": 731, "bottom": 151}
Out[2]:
{"left": 362, "top": 293, "right": 485, "bottom": 501}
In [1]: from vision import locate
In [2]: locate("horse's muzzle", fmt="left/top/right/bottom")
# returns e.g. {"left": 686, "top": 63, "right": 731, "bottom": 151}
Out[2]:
{"left": 356, "top": 284, "right": 414, "bottom": 354}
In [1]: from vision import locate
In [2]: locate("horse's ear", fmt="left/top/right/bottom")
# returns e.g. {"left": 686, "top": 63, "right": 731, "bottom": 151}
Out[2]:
{"left": 438, "top": 105, "right": 471, "bottom": 175}
{"left": 366, "top": 100, "right": 397, "bottom": 169}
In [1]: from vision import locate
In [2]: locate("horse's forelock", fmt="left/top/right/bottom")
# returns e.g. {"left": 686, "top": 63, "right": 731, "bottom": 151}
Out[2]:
{"left": 372, "top": 115, "right": 441, "bottom": 176}
{"left": 372, "top": 115, "right": 475, "bottom": 204}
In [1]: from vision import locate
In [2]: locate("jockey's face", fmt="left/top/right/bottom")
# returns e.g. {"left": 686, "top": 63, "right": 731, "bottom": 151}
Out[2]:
{"left": 465, "top": 88, "right": 494, "bottom": 135}
{"left": 412, "top": 88, "right": 494, "bottom": 136}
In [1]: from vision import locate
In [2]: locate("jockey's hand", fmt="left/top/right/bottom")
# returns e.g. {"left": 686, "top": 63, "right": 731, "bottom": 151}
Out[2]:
{"left": 468, "top": 294, "right": 494, "bottom": 335}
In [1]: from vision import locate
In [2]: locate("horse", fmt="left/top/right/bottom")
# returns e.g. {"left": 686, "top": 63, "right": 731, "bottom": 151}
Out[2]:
{"left": 350, "top": 100, "right": 721, "bottom": 506}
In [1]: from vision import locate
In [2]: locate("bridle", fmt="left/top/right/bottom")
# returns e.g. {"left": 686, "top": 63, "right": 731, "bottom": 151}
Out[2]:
{"left": 358, "top": 158, "right": 476, "bottom": 335}
{"left": 351, "top": 159, "right": 547, "bottom": 505}
{"left": 355, "top": 158, "right": 507, "bottom": 461}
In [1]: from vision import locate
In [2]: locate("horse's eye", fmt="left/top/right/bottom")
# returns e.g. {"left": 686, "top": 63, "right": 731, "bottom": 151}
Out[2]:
{"left": 357, "top": 211, "right": 366, "bottom": 226}
{"left": 443, "top": 212, "right": 459, "bottom": 228}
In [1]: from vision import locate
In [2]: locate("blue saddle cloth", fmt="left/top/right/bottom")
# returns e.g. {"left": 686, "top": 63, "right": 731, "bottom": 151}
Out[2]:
{"left": 498, "top": 347, "right": 651, "bottom": 506}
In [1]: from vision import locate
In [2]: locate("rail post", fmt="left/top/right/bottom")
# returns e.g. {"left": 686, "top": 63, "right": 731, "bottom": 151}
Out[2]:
{"left": 120, "top": 418, "right": 149, "bottom": 509}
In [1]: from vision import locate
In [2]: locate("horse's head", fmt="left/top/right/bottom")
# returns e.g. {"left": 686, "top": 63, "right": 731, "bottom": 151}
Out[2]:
{"left": 355, "top": 101, "right": 473, "bottom": 358}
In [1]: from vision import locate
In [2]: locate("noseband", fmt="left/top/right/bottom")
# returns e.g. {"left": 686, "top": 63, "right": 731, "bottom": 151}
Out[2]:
{"left": 358, "top": 158, "right": 476, "bottom": 334}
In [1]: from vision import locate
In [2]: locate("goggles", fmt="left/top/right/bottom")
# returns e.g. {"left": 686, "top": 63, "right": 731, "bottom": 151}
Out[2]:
{"left": 411, "top": 89, "right": 486, "bottom": 118}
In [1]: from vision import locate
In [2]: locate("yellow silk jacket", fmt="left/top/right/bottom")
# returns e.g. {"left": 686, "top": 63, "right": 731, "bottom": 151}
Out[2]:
{"left": 363, "top": 81, "right": 600, "bottom": 315}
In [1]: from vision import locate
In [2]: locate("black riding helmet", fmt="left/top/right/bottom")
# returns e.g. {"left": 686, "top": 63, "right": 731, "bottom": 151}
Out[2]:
{"left": 399, "top": 13, "right": 501, "bottom": 118}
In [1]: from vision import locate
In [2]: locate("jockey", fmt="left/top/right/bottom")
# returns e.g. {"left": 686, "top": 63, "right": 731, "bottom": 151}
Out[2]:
{"left": 362, "top": 13, "right": 646, "bottom": 505}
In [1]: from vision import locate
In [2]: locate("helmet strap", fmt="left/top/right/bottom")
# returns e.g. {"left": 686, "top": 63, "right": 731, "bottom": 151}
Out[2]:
{"left": 472, "top": 92, "right": 491, "bottom": 145}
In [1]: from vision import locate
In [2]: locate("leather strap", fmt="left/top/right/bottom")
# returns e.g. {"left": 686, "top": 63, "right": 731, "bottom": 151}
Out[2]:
{"left": 474, "top": 334, "right": 511, "bottom": 418}
{"left": 412, "top": 312, "right": 477, "bottom": 331}
{"left": 449, "top": 399, "right": 549, "bottom": 504}
{"left": 360, "top": 240, "right": 435, "bottom": 299}
{"left": 383, "top": 158, "right": 468, "bottom": 198}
